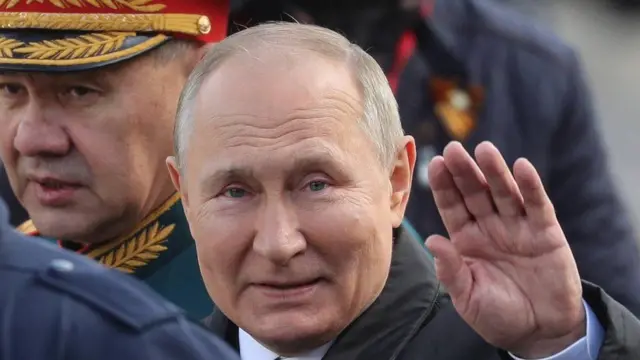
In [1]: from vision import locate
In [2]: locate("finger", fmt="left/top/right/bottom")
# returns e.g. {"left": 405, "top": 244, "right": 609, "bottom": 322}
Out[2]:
{"left": 426, "top": 234, "right": 472, "bottom": 302}
{"left": 442, "top": 142, "right": 495, "bottom": 218}
{"left": 474, "top": 142, "right": 525, "bottom": 216}
{"left": 513, "top": 158, "right": 557, "bottom": 228}
{"left": 428, "top": 156, "right": 473, "bottom": 233}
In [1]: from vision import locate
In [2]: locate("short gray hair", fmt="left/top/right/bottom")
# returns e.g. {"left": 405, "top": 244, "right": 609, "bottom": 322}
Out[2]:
{"left": 174, "top": 22, "right": 404, "bottom": 171}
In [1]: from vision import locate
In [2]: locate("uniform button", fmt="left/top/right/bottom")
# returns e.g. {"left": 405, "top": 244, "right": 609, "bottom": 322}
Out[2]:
{"left": 49, "top": 259, "right": 75, "bottom": 273}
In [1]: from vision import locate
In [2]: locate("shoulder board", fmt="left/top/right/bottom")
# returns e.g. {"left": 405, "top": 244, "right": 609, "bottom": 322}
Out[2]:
{"left": 16, "top": 219, "right": 39, "bottom": 236}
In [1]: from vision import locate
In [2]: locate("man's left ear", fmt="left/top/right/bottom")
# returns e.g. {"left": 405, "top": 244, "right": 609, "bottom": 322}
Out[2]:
{"left": 389, "top": 135, "right": 416, "bottom": 228}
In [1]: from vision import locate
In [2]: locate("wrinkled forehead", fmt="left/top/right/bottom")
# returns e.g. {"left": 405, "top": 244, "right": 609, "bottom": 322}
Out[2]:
{"left": 183, "top": 51, "right": 372, "bottom": 173}
{"left": 201, "top": 50, "right": 360, "bottom": 118}
{"left": 192, "top": 50, "right": 364, "bottom": 145}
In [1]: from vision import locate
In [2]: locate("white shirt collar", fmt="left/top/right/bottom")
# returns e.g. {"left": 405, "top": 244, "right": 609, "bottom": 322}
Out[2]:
{"left": 239, "top": 328, "right": 333, "bottom": 360}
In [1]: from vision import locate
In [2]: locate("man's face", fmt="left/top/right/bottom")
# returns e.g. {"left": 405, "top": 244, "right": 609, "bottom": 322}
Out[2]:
{"left": 0, "top": 52, "right": 190, "bottom": 242}
{"left": 169, "top": 50, "right": 415, "bottom": 354}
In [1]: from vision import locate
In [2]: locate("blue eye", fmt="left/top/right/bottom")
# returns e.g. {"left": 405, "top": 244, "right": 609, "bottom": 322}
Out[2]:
{"left": 224, "top": 188, "right": 246, "bottom": 198}
{"left": 308, "top": 181, "right": 327, "bottom": 192}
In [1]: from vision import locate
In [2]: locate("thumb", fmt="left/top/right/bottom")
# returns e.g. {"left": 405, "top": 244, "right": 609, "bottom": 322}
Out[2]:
{"left": 426, "top": 235, "right": 472, "bottom": 302}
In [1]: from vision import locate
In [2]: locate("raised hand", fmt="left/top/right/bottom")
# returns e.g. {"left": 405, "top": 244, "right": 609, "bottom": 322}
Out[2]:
{"left": 425, "top": 141, "right": 585, "bottom": 358}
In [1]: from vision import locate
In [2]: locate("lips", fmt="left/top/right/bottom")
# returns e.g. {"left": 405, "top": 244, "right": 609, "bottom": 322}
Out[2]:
{"left": 29, "top": 176, "right": 83, "bottom": 206}
{"left": 31, "top": 176, "right": 82, "bottom": 189}
{"left": 258, "top": 278, "right": 322, "bottom": 289}
{"left": 38, "top": 178, "right": 80, "bottom": 189}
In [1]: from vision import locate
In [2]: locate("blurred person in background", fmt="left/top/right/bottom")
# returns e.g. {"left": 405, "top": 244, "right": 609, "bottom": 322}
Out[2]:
{"left": 228, "top": 0, "right": 640, "bottom": 315}
{"left": 0, "top": 0, "right": 230, "bottom": 319}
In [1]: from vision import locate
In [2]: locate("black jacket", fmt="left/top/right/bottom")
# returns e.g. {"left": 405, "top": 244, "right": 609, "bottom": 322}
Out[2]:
{"left": 204, "top": 225, "right": 640, "bottom": 360}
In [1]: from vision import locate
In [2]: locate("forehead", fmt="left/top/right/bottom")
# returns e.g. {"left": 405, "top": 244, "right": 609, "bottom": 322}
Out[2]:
{"left": 193, "top": 50, "right": 363, "bottom": 139}
{"left": 185, "top": 49, "right": 372, "bottom": 173}
{"left": 201, "top": 50, "right": 360, "bottom": 117}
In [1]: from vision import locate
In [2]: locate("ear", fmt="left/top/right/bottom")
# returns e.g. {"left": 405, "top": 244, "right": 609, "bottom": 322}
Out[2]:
{"left": 389, "top": 135, "right": 416, "bottom": 228}
{"left": 166, "top": 156, "right": 189, "bottom": 211}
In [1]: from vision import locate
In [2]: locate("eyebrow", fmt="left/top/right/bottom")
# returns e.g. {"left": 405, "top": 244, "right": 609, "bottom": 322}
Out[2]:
{"left": 198, "top": 151, "right": 349, "bottom": 190}
{"left": 291, "top": 156, "right": 346, "bottom": 177}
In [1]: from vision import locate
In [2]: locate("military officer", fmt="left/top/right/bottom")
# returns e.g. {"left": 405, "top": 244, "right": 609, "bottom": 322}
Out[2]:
{"left": 0, "top": 0, "right": 229, "bottom": 318}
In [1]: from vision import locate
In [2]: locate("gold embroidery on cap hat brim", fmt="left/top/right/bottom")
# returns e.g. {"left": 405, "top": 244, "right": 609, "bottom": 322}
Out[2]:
{"left": 12, "top": 31, "right": 133, "bottom": 59}
{"left": 0, "top": 0, "right": 166, "bottom": 12}
{"left": 0, "top": 12, "right": 211, "bottom": 36}
{"left": 0, "top": 32, "right": 168, "bottom": 65}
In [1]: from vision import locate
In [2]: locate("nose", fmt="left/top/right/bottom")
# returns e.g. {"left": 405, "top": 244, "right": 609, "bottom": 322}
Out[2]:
{"left": 13, "top": 103, "right": 71, "bottom": 157}
{"left": 253, "top": 198, "right": 306, "bottom": 265}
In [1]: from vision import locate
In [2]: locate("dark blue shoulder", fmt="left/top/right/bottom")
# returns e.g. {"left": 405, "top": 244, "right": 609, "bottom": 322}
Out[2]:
{"left": 0, "top": 232, "right": 183, "bottom": 331}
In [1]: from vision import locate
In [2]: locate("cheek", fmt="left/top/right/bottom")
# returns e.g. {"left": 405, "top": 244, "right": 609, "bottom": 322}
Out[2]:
{"left": 73, "top": 127, "right": 129, "bottom": 176}
{"left": 73, "top": 106, "right": 165, "bottom": 186}
{"left": 191, "top": 212, "right": 254, "bottom": 312}
{"left": 301, "top": 189, "right": 392, "bottom": 270}
{"left": 71, "top": 124, "right": 154, "bottom": 207}
{"left": 189, "top": 204, "right": 252, "bottom": 284}
{"left": 300, "top": 185, "right": 394, "bottom": 294}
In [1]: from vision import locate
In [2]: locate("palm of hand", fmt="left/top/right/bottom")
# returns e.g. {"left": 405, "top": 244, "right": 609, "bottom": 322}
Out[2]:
{"left": 426, "top": 142, "right": 584, "bottom": 356}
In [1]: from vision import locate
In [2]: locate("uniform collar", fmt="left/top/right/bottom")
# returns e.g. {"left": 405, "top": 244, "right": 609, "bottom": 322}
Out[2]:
{"left": 15, "top": 192, "right": 184, "bottom": 275}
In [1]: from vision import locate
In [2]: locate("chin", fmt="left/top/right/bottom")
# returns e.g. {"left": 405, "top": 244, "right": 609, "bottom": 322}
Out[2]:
{"left": 30, "top": 210, "right": 100, "bottom": 241}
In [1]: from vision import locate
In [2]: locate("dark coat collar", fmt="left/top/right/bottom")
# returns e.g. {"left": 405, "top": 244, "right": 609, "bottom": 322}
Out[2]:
{"left": 415, "top": 0, "right": 471, "bottom": 80}
{"left": 203, "top": 225, "right": 442, "bottom": 359}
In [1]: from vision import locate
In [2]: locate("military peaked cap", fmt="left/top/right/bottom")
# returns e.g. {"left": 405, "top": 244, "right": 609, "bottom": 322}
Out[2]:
{"left": 0, "top": 0, "right": 229, "bottom": 71}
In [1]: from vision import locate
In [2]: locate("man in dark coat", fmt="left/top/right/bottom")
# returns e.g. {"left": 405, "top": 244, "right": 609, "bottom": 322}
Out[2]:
{"left": 168, "top": 22, "right": 640, "bottom": 360}
{"left": 228, "top": 0, "right": 640, "bottom": 317}
{"left": 0, "top": 199, "right": 240, "bottom": 360}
